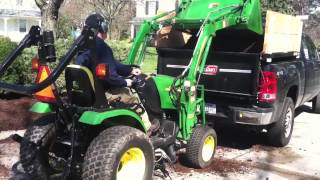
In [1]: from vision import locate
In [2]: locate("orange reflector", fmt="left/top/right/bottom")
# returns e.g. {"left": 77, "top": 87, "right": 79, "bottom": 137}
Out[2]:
{"left": 96, "top": 63, "right": 107, "bottom": 79}
{"left": 31, "top": 58, "right": 40, "bottom": 71}
{"left": 35, "top": 66, "right": 56, "bottom": 103}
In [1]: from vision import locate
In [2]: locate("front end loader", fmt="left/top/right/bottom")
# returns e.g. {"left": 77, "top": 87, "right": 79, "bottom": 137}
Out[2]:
{"left": 0, "top": 0, "right": 264, "bottom": 179}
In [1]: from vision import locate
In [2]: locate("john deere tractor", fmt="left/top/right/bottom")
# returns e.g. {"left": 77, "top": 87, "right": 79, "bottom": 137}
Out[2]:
{"left": 0, "top": 0, "right": 263, "bottom": 179}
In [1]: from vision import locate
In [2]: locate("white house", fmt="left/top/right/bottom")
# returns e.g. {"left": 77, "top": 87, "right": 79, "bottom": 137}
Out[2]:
{"left": 0, "top": 0, "right": 41, "bottom": 42}
{"left": 131, "top": 0, "right": 177, "bottom": 38}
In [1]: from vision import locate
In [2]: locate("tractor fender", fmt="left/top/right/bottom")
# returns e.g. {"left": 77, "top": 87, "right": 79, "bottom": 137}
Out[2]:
{"left": 30, "top": 102, "right": 55, "bottom": 113}
{"left": 79, "top": 109, "right": 147, "bottom": 133}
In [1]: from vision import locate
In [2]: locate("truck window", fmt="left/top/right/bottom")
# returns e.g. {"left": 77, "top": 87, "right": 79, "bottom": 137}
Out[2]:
{"left": 304, "top": 36, "right": 320, "bottom": 61}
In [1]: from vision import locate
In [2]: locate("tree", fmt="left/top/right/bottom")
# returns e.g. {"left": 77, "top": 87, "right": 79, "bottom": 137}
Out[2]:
{"left": 261, "top": 0, "right": 295, "bottom": 17}
{"left": 261, "top": 0, "right": 320, "bottom": 47}
{"left": 89, "top": 0, "right": 133, "bottom": 39}
{"left": 35, "top": 0, "right": 65, "bottom": 35}
{"left": 60, "top": 0, "right": 92, "bottom": 28}
{"left": 290, "top": 0, "right": 320, "bottom": 47}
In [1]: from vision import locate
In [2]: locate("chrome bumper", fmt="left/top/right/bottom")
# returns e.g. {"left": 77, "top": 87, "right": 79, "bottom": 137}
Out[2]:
{"left": 232, "top": 107, "right": 274, "bottom": 125}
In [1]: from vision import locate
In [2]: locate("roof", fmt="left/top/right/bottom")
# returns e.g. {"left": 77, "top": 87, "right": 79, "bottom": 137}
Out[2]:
{"left": 0, "top": 9, "right": 40, "bottom": 18}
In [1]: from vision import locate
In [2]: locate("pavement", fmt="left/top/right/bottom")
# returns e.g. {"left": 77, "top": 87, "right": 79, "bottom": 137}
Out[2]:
{"left": 0, "top": 103, "right": 320, "bottom": 179}
{"left": 210, "top": 102, "right": 320, "bottom": 179}
{"left": 159, "top": 102, "right": 320, "bottom": 179}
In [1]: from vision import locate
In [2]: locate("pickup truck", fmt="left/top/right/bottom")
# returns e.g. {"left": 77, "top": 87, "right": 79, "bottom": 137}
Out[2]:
{"left": 156, "top": 29, "right": 320, "bottom": 147}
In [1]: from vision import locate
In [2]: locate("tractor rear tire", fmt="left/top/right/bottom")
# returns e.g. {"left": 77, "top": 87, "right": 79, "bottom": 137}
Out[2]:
{"left": 312, "top": 94, "right": 320, "bottom": 114}
{"left": 185, "top": 126, "right": 217, "bottom": 169}
{"left": 267, "top": 97, "right": 294, "bottom": 147}
{"left": 19, "top": 114, "right": 56, "bottom": 180}
{"left": 82, "top": 126, "right": 154, "bottom": 180}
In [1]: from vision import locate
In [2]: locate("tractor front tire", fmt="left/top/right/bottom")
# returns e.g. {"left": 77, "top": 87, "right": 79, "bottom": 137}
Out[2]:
{"left": 19, "top": 114, "right": 56, "bottom": 180}
{"left": 185, "top": 126, "right": 217, "bottom": 169}
{"left": 82, "top": 126, "right": 154, "bottom": 180}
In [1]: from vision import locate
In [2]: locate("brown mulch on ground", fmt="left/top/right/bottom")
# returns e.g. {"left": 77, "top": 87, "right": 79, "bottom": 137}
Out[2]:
{"left": 174, "top": 157, "right": 249, "bottom": 177}
{"left": 0, "top": 164, "right": 9, "bottom": 178}
{"left": 0, "top": 137, "right": 14, "bottom": 145}
{"left": 0, "top": 97, "right": 41, "bottom": 131}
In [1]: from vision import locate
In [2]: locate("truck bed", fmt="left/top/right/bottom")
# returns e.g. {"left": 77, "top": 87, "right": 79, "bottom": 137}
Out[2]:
{"left": 157, "top": 48, "right": 260, "bottom": 105}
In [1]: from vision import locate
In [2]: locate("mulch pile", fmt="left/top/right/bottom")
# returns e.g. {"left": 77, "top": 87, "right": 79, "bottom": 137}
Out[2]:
{"left": 0, "top": 164, "right": 9, "bottom": 178}
{"left": 174, "top": 157, "right": 249, "bottom": 177}
{"left": 0, "top": 97, "right": 41, "bottom": 131}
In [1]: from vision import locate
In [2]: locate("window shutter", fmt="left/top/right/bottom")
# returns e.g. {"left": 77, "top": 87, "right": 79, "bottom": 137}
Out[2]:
{"left": 156, "top": 1, "right": 159, "bottom": 14}
{"left": 145, "top": 1, "right": 149, "bottom": 15}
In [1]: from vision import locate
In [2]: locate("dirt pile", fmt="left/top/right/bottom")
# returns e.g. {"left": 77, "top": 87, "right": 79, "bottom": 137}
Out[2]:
{"left": 0, "top": 165, "right": 9, "bottom": 178}
{"left": 0, "top": 137, "right": 20, "bottom": 180}
{"left": 0, "top": 97, "right": 41, "bottom": 131}
{"left": 175, "top": 157, "right": 249, "bottom": 177}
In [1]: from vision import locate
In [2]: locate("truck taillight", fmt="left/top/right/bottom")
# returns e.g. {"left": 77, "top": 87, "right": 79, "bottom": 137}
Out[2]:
{"left": 258, "top": 71, "right": 277, "bottom": 103}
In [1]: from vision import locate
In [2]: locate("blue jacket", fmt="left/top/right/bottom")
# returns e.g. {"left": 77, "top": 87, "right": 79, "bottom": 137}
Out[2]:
{"left": 75, "top": 37, "right": 132, "bottom": 89}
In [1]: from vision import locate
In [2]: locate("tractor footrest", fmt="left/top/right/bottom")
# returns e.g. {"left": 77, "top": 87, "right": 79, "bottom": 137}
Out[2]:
{"left": 11, "top": 134, "right": 23, "bottom": 143}
{"left": 151, "top": 136, "right": 175, "bottom": 149}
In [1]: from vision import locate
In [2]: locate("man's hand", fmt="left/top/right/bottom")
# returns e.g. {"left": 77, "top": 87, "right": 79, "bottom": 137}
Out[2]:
{"left": 125, "top": 79, "right": 133, "bottom": 87}
{"left": 131, "top": 68, "right": 142, "bottom": 76}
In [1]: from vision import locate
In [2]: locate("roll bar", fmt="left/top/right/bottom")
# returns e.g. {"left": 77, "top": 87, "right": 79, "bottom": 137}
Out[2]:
{"left": 0, "top": 26, "right": 96, "bottom": 95}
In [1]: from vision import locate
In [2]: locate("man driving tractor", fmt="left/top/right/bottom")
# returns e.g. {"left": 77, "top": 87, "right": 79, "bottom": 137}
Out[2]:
{"left": 76, "top": 14, "right": 159, "bottom": 134}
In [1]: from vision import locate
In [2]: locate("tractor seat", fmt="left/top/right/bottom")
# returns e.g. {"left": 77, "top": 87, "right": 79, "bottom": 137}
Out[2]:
{"left": 65, "top": 65, "right": 107, "bottom": 107}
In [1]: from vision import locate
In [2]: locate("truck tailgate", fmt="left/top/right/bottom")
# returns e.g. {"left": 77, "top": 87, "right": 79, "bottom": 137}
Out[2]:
{"left": 157, "top": 48, "right": 260, "bottom": 97}
{"left": 202, "top": 52, "right": 260, "bottom": 96}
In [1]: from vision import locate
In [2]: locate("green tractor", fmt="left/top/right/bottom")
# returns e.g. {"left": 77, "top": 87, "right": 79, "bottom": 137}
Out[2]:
{"left": 0, "top": 0, "right": 264, "bottom": 179}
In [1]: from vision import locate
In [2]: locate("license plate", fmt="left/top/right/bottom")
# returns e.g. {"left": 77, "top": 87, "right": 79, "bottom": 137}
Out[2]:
{"left": 205, "top": 103, "right": 216, "bottom": 115}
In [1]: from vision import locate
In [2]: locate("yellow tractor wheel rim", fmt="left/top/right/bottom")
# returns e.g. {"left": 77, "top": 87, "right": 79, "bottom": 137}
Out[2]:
{"left": 117, "top": 147, "right": 146, "bottom": 180}
{"left": 202, "top": 135, "right": 215, "bottom": 162}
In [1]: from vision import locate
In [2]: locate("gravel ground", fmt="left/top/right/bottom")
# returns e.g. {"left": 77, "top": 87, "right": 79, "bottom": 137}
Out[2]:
{"left": 0, "top": 99, "right": 319, "bottom": 179}
{"left": 0, "top": 137, "right": 249, "bottom": 179}
{"left": 0, "top": 138, "right": 298, "bottom": 180}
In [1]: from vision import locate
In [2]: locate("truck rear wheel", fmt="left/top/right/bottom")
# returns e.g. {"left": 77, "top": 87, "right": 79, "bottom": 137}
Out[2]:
{"left": 185, "top": 126, "right": 217, "bottom": 168}
{"left": 267, "top": 97, "right": 294, "bottom": 147}
{"left": 312, "top": 94, "right": 320, "bottom": 114}
{"left": 82, "top": 126, "right": 154, "bottom": 180}
{"left": 19, "top": 114, "right": 56, "bottom": 180}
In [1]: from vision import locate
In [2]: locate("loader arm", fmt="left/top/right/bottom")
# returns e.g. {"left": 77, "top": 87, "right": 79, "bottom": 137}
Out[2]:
{"left": 172, "top": 0, "right": 263, "bottom": 140}
{"left": 127, "top": 12, "right": 176, "bottom": 65}
{"left": 127, "top": 0, "right": 263, "bottom": 140}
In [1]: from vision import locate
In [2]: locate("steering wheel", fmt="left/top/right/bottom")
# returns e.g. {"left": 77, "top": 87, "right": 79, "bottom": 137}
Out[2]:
{"left": 131, "top": 75, "right": 146, "bottom": 90}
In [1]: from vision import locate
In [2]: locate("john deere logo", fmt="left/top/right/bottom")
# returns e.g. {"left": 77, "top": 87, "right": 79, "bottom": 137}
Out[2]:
{"left": 204, "top": 65, "right": 218, "bottom": 75}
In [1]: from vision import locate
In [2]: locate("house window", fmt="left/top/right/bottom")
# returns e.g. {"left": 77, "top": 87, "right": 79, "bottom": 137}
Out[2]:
{"left": 19, "top": 20, "right": 27, "bottom": 32}
{"left": 145, "top": 0, "right": 159, "bottom": 15}
{"left": 16, "top": 0, "right": 23, "bottom": 6}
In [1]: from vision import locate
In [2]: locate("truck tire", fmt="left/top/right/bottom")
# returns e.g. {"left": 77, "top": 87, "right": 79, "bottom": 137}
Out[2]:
{"left": 82, "top": 126, "right": 154, "bottom": 180}
{"left": 312, "top": 94, "right": 320, "bottom": 114}
{"left": 267, "top": 97, "right": 294, "bottom": 147}
{"left": 19, "top": 114, "right": 56, "bottom": 180}
{"left": 185, "top": 126, "right": 217, "bottom": 169}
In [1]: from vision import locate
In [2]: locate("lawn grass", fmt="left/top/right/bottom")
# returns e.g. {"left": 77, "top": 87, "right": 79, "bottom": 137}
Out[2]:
{"left": 109, "top": 40, "right": 158, "bottom": 74}
{"left": 141, "top": 47, "right": 158, "bottom": 74}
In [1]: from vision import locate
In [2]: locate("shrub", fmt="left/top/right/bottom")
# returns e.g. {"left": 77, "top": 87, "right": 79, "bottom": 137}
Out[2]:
{"left": 0, "top": 36, "right": 76, "bottom": 95}
{"left": 0, "top": 37, "right": 37, "bottom": 94}
{"left": 56, "top": 15, "right": 74, "bottom": 39}
{"left": 52, "top": 36, "right": 75, "bottom": 89}
{"left": 107, "top": 39, "right": 132, "bottom": 62}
